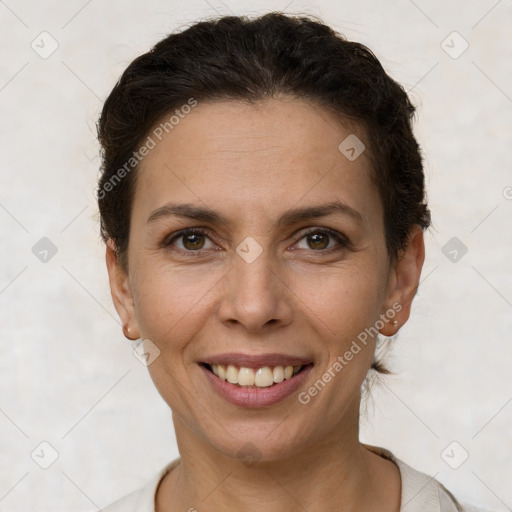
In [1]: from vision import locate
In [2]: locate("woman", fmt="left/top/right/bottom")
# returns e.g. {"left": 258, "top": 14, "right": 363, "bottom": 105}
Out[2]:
{"left": 96, "top": 12, "right": 488, "bottom": 512}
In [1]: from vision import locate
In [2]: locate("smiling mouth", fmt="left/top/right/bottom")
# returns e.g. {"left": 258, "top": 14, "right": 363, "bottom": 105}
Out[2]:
{"left": 202, "top": 363, "right": 313, "bottom": 388}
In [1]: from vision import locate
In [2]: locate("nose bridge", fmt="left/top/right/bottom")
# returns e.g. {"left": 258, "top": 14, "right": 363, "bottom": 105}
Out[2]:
{"left": 236, "top": 246, "right": 275, "bottom": 296}
{"left": 218, "top": 239, "right": 292, "bottom": 330}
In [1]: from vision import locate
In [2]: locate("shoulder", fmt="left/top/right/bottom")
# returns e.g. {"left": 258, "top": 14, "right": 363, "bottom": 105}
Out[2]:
{"left": 97, "top": 459, "right": 180, "bottom": 512}
{"left": 362, "top": 444, "right": 496, "bottom": 512}
{"left": 458, "top": 501, "right": 497, "bottom": 512}
{"left": 438, "top": 483, "right": 496, "bottom": 512}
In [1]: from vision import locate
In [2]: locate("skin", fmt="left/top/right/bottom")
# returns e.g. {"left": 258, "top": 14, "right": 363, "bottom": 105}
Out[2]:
{"left": 106, "top": 96, "right": 425, "bottom": 512}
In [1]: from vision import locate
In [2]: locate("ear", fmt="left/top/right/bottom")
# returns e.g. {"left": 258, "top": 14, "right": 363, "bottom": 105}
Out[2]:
{"left": 105, "top": 240, "right": 140, "bottom": 340}
{"left": 379, "top": 225, "right": 425, "bottom": 336}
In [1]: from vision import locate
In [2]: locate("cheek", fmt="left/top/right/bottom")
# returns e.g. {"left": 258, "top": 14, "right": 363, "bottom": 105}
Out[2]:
{"left": 131, "top": 266, "right": 213, "bottom": 413}
{"left": 291, "top": 259, "right": 388, "bottom": 395}
{"left": 297, "top": 267, "right": 385, "bottom": 413}
{"left": 292, "top": 263, "right": 386, "bottom": 336}
{"left": 131, "top": 263, "right": 214, "bottom": 353}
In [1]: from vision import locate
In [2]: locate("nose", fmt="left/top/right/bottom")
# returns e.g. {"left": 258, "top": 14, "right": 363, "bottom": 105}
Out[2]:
{"left": 217, "top": 248, "right": 294, "bottom": 334}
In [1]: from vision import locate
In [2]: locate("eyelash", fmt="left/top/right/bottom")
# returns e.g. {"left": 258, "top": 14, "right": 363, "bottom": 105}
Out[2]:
{"left": 163, "top": 227, "right": 349, "bottom": 256}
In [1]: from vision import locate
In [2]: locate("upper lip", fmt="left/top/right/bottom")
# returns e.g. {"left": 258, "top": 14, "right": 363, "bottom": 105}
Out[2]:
{"left": 202, "top": 352, "right": 313, "bottom": 368}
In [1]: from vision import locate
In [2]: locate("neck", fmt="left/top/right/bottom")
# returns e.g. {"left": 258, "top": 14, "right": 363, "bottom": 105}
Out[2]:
{"left": 156, "top": 400, "right": 401, "bottom": 512}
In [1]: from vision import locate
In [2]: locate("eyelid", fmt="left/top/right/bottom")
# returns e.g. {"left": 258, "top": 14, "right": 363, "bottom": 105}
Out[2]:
{"left": 163, "top": 226, "right": 350, "bottom": 254}
{"left": 163, "top": 227, "right": 218, "bottom": 251}
{"left": 293, "top": 227, "right": 350, "bottom": 251}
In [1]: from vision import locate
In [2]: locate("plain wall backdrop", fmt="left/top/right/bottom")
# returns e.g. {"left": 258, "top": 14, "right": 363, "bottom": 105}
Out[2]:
{"left": 1, "top": 0, "right": 511, "bottom": 511}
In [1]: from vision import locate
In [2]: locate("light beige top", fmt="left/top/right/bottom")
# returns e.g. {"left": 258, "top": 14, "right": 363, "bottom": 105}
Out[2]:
{"left": 100, "top": 445, "right": 492, "bottom": 512}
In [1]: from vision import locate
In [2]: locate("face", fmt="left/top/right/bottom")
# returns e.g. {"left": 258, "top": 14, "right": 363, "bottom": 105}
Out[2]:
{"left": 107, "top": 97, "right": 424, "bottom": 462}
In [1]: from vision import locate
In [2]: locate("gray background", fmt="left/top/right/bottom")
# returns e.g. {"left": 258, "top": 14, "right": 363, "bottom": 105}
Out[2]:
{"left": 1, "top": 0, "right": 511, "bottom": 511}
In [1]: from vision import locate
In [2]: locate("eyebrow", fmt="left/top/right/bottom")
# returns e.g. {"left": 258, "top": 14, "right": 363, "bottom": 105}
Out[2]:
{"left": 147, "top": 200, "right": 363, "bottom": 226}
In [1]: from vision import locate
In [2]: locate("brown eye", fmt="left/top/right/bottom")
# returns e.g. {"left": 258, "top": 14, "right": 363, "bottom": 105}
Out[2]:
{"left": 182, "top": 232, "right": 205, "bottom": 250}
{"left": 307, "top": 232, "right": 329, "bottom": 250}
{"left": 165, "top": 228, "right": 215, "bottom": 252}
{"left": 295, "top": 228, "right": 348, "bottom": 252}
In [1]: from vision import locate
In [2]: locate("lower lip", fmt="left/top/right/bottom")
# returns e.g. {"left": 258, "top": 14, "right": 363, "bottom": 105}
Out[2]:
{"left": 200, "top": 364, "right": 313, "bottom": 408}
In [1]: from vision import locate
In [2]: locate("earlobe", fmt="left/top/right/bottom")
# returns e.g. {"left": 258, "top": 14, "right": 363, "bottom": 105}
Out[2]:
{"left": 379, "top": 225, "right": 425, "bottom": 337}
{"left": 105, "top": 240, "right": 141, "bottom": 340}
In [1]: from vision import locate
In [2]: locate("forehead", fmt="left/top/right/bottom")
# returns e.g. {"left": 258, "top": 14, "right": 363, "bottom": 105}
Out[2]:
{"left": 133, "top": 97, "right": 381, "bottom": 228}
{"left": 142, "top": 97, "right": 365, "bottom": 166}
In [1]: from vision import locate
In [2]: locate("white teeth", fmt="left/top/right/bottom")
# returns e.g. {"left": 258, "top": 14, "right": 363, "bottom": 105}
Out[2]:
{"left": 254, "top": 366, "right": 273, "bottom": 387}
{"left": 209, "top": 364, "right": 303, "bottom": 387}
{"left": 272, "top": 366, "right": 284, "bottom": 383}
{"left": 226, "top": 364, "right": 239, "bottom": 384}
{"left": 238, "top": 367, "right": 255, "bottom": 386}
